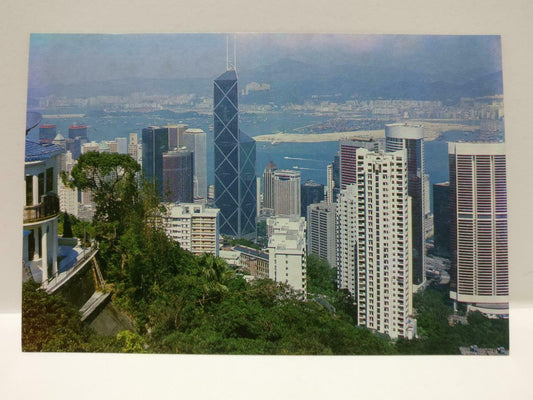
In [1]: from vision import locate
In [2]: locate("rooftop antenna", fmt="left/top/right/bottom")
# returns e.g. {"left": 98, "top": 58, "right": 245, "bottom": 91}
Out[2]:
{"left": 233, "top": 35, "right": 237, "bottom": 70}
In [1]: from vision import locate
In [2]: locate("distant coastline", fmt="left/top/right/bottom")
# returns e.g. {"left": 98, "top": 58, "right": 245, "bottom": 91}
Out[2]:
{"left": 253, "top": 120, "right": 478, "bottom": 143}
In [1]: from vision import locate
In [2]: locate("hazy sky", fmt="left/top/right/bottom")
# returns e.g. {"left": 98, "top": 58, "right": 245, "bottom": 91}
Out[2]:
{"left": 28, "top": 34, "right": 502, "bottom": 88}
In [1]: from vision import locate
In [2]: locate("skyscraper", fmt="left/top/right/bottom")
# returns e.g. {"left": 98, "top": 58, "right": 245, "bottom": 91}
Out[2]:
{"left": 433, "top": 182, "right": 450, "bottom": 257}
{"left": 273, "top": 169, "right": 301, "bottom": 217}
{"left": 448, "top": 142, "right": 508, "bottom": 317}
{"left": 142, "top": 126, "right": 169, "bottom": 197}
{"left": 301, "top": 180, "right": 324, "bottom": 217}
{"left": 262, "top": 161, "right": 278, "bottom": 211}
{"left": 214, "top": 67, "right": 256, "bottom": 239}
{"left": 339, "top": 137, "right": 379, "bottom": 190}
{"left": 385, "top": 123, "right": 425, "bottom": 286}
{"left": 336, "top": 148, "right": 414, "bottom": 339}
{"left": 182, "top": 128, "right": 207, "bottom": 201}
{"left": 162, "top": 149, "right": 194, "bottom": 203}
{"left": 68, "top": 125, "right": 88, "bottom": 141}
{"left": 39, "top": 124, "right": 56, "bottom": 143}
{"left": 307, "top": 201, "right": 336, "bottom": 269}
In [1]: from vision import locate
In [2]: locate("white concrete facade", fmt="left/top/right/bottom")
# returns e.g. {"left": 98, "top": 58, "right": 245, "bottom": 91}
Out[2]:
{"left": 267, "top": 216, "right": 307, "bottom": 298}
{"left": 163, "top": 203, "right": 220, "bottom": 256}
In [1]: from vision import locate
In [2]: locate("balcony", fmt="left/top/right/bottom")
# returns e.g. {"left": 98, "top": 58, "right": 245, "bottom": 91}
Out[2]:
{"left": 23, "top": 194, "right": 60, "bottom": 224}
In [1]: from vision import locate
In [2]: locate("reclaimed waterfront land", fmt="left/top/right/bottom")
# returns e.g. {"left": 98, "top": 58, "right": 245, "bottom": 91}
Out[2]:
{"left": 253, "top": 121, "right": 477, "bottom": 143}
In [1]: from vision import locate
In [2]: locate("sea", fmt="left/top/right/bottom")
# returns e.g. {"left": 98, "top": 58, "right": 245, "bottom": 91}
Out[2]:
{"left": 27, "top": 109, "right": 490, "bottom": 208}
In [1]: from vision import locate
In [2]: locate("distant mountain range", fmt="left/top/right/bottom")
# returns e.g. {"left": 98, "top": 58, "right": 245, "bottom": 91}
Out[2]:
{"left": 28, "top": 58, "right": 503, "bottom": 106}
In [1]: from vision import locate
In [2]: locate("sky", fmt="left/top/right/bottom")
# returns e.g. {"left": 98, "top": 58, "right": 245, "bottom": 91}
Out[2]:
{"left": 27, "top": 34, "right": 503, "bottom": 88}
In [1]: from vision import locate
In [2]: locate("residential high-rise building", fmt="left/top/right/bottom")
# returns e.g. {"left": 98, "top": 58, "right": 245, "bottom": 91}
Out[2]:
{"left": 267, "top": 215, "right": 307, "bottom": 298}
{"left": 385, "top": 122, "right": 425, "bottom": 286}
{"left": 337, "top": 148, "right": 414, "bottom": 339}
{"left": 262, "top": 161, "right": 278, "bottom": 211}
{"left": 142, "top": 126, "right": 169, "bottom": 197}
{"left": 68, "top": 125, "right": 88, "bottom": 141}
{"left": 163, "top": 203, "right": 220, "bottom": 256}
{"left": 214, "top": 67, "right": 256, "bottom": 239}
{"left": 339, "top": 137, "right": 380, "bottom": 190}
{"left": 273, "top": 169, "right": 301, "bottom": 217}
{"left": 162, "top": 149, "right": 194, "bottom": 203}
{"left": 182, "top": 128, "right": 207, "bottom": 201}
{"left": 301, "top": 180, "right": 324, "bottom": 217}
{"left": 307, "top": 201, "right": 336, "bottom": 268}
{"left": 39, "top": 124, "right": 56, "bottom": 143}
{"left": 448, "top": 142, "right": 508, "bottom": 317}
{"left": 433, "top": 182, "right": 450, "bottom": 258}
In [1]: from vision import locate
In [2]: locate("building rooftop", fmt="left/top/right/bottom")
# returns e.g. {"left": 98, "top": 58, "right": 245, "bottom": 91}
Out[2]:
{"left": 264, "top": 161, "right": 278, "bottom": 170}
{"left": 234, "top": 245, "right": 269, "bottom": 260}
{"left": 25, "top": 140, "right": 64, "bottom": 162}
{"left": 215, "top": 69, "right": 237, "bottom": 82}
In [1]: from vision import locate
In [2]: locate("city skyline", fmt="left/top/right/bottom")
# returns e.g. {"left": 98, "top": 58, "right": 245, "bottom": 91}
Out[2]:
{"left": 4, "top": 0, "right": 533, "bottom": 395}
{"left": 20, "top": 32, "right": 510, "bottom": 355}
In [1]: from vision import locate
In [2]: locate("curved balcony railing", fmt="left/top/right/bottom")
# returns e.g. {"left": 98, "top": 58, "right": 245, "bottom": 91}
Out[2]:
{"left": 23, "top": 194, "right": 60, "bottom": 224}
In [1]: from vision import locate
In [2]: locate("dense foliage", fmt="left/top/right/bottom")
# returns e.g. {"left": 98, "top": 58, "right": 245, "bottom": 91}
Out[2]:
{"left": 22, "top": 152, "right": 508, "bottom": 355}
{"left": 396, "top": 288, "right": 509, "bottom": 354}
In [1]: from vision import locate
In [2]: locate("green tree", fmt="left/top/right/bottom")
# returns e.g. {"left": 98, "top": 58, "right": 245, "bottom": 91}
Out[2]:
{"left": 306, "top": 254, "right": 336, "bottom": 297}
{"left": 62, "top": 152, "right": 141, "bottom": 230}
{"left": 63, "top": 212, "right": 73, "bottom": 238}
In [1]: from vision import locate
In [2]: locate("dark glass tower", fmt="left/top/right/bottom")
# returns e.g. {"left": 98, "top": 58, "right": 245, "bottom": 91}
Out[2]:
{"left": 39, "top": 124, "right": 56, "bottom": 143}
{"left": 142, "top": 126, "right": 169, "bottom": 197}
{"left": 214, "top": 68, "right": 256, "bottom": 239}
{"left": 163, "top": 149, "right": 194, "bottom": 203}
{"left": 385, "top": 123, "right": 425, "bottom": 285}
{"left": 433, "top": 182, "right": 451, "bottom": 257}
{"left": 301, "top": 180, "right": 324, "bottom": 217}
{"left": 332, "top": 152, "right": 340, "bottom": 202}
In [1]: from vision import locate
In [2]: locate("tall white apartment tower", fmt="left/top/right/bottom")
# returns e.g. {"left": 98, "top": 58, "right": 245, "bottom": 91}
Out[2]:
{"left": 337, "top": 148, "right": 414, "bottom": 339}
{"left": 273, "top": 169, "right": 301, "bottom": 217}
{"left": 448, "top": 142, "right": 508, "bottom": 317}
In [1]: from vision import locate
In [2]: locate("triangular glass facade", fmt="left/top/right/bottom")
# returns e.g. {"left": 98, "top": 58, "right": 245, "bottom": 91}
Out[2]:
{"left": 214, "top": 69, "right": 256, "bottom": 239}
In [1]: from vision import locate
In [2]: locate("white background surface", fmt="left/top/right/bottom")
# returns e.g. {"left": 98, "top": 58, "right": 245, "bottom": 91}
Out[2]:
{"left": 1, "top": 1, "right": 533, "bottom": 398}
